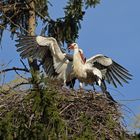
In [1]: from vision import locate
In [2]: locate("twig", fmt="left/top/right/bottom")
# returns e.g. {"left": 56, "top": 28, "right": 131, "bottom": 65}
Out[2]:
{"left": 29, "top": 114, "right": 34, "bottom": 128}
{"left": 0, "top": 25, "right": 19, "bottom": 38}
{"left": 120, "top": 104, "right": 137, "bottom": 118}
{"left": 119, "top": 98, "right": 140, "bottom": 102}
{"left": 0, "top": 67, "right": 29, "bottom": 74}
{"left": 1, "top": 82, "right": 30, "bottom": 93}
{"left": 14, "top": 69, "right": 29, "bottom": 81}
{"left": 0, "top": 59, "right": 13, "bottom": 69}
{"left": 59, "top": 103, "right": 74, "bottom": 114}
{"left": 20, "top": 59, "right": 28, "bottom": 71}
{"left": 3, "top": 12, "right": 29, "bottom": 34}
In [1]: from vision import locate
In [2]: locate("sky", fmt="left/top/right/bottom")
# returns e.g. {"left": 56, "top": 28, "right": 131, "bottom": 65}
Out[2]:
{"left": 0, "top": 0, "right": 140, "bottom": 133}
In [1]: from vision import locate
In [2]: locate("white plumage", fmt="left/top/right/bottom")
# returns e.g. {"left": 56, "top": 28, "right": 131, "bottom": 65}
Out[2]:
{"left": 16, "top": 36, "right": 76, "bottom": 88}
{"left": 68, "top": 43, "right": 132, "bottom": 92}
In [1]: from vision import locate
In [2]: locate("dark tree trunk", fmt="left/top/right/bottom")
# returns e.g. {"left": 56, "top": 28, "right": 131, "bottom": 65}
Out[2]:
{"left": 27, "top": 0, "right": 40, "bottom": 88}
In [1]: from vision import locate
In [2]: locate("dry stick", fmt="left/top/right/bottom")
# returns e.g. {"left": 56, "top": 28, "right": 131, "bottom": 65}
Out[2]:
{"left": 0, "top": 67, "right": 29, "bottom": 74}
{"left": 9, "top": 82, "right": 30, "bottom": 92}
{"left": 0, "top": 59, "right": 13, "bottom": 69}
{"left": 0, "top": 67, "right": 29, "bottom": 90}
{"left": 14, "top": 69, "right": 29, "bottom": 81}
{"left": 119, "top": 98, "right": 140, "bottom": 102}
{"left": 29, "top": 114, "right": 34, "bottom": 128}
{"left": 59, "top": 103, "right": 74, "bottom": 114}
{"left": 20, "top": 59, "right": 29, "bottom": 72}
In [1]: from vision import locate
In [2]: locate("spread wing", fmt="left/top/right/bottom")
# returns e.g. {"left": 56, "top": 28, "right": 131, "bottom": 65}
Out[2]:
{"left": 86, "top": 54, "right": 132, "bottom": 88}
{"left": 16, "top": 36, "right": 75, "bottom": 84}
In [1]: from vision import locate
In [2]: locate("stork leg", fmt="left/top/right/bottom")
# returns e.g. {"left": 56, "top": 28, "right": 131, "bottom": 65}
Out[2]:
{"left": 79, "top": 82, "right": 83, "bottom": 89}
{"left": 62, "top": 79, "right": 69, "bottom": 91}
{"left": 100, "top": 79, "right": 107, "bottom": 93}
{"left": 92, "top": 84, "right": 96, "bottom": 92}
{"left": 79, "top": 82, "right": 85, "bottom": 91}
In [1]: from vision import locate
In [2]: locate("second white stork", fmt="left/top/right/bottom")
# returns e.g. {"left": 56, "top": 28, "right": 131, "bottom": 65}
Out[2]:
{"left": 68, "top": 43, "right": 132, "bottom": 92}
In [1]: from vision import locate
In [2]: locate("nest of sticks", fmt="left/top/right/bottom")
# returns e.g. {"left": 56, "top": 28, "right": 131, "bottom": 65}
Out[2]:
{"left": 0, "top": 78, "right": 132, "bottom": 140}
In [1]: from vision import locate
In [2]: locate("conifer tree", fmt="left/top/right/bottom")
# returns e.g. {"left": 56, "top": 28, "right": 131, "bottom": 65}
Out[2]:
{"left": 0, "top": 1, "right": 134, "bottom": 139}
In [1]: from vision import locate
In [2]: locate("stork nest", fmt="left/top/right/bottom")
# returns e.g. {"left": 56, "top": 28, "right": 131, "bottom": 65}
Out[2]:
{"left": 0, "top": 78, "right": 132, "bottom": 140}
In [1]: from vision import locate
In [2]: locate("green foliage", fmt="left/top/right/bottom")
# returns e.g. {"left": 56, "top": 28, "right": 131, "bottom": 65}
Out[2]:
{"left": 0, "top": 85, "right": 67, "bottom": 140}
{"left": 45, "top": 0, "right": 100, "bottom": 44}
{"left": 0, "top": 0, "right": 49, "bottom": 41}
{"left": 0, "top": 0, "right": 100, "bottom": 43}
{"left": 34, "top": 0, "right": 49, "bottom": 18}
{"left": 72, "top": 113, "right": 97, "bottom": 140}
{"left": 84, "top": 0, "right": 100, "bottom": 8}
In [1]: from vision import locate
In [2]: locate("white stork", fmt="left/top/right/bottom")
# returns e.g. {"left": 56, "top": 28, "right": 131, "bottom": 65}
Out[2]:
{"left": 68, "top": 43, "right": 132, "bottom": 93}
{"left": 16, "top": 36, "right": 82, "bottom": 88}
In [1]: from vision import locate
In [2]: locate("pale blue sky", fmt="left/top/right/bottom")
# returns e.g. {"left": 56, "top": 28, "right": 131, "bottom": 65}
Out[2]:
{"left": 0, "top": 0, "right": 140, "bottom": 133}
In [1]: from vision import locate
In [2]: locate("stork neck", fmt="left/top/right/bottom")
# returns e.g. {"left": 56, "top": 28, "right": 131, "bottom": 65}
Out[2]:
{"left": 73, "top": 48, "right": 79, "bottom": 55}
{"left": 73, "top": 48, "right": 84, "bottom": 66}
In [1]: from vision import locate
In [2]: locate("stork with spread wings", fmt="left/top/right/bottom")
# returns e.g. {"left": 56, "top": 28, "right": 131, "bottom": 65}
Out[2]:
{"left": 68, "top": 43, "right": 132, "bottom": 92}
{"left": 16, "top": 36, "right": 78, "bottom": 88}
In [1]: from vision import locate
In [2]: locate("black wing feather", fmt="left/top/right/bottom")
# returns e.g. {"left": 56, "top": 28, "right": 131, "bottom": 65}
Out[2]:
{"left": 92, "top": 56, "right": 132, "bottom": 88}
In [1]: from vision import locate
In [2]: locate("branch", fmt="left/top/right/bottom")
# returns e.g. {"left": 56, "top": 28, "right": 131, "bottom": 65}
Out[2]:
{"left": 12, "top": 82, "right": 31, "bottom": 90}
{"left": 2, "top": 12, "right": 29, "bottom": 34}
{"left": 0, "top": 24, "right": 19, "bottom": 35}
{"left": 24, "top": 0, "right": 51, "bottom": 22}
{"left": 0, "top": 2, "right": 28, "bottom": 13}
{"left": 20, "top": 59, "right": 28, "bottom": 71}
{"left": 119, "top": 98, "right": 140, "bottom": 102}
{"left": 14, "top": 68, "right": 29, "bottom": 81}
{"left": 0, "top": 67, "right": 29, "bottom": 74}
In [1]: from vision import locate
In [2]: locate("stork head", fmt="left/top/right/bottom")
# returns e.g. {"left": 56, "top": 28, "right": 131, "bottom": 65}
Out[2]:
{"left": 68, "top": 43, "right": 78, "bottom": 50}
{"left": 68, "top": 43, "right": 86, "bottom": 64}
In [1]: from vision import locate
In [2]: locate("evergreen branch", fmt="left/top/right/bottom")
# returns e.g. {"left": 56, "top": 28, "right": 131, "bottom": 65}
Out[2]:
{"left": 2, "top": 12, "right": 29, "bottom": 34}
{"left": 0, "top": 3, "right": 28, "bottom": 13}
{"left": 0, "top": 24, "right": 19, "bottom": 35}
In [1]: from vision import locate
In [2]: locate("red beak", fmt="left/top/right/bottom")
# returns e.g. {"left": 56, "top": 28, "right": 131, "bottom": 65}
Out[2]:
{"left": 68, "top": 44, "right": 74, "bottom": 50}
